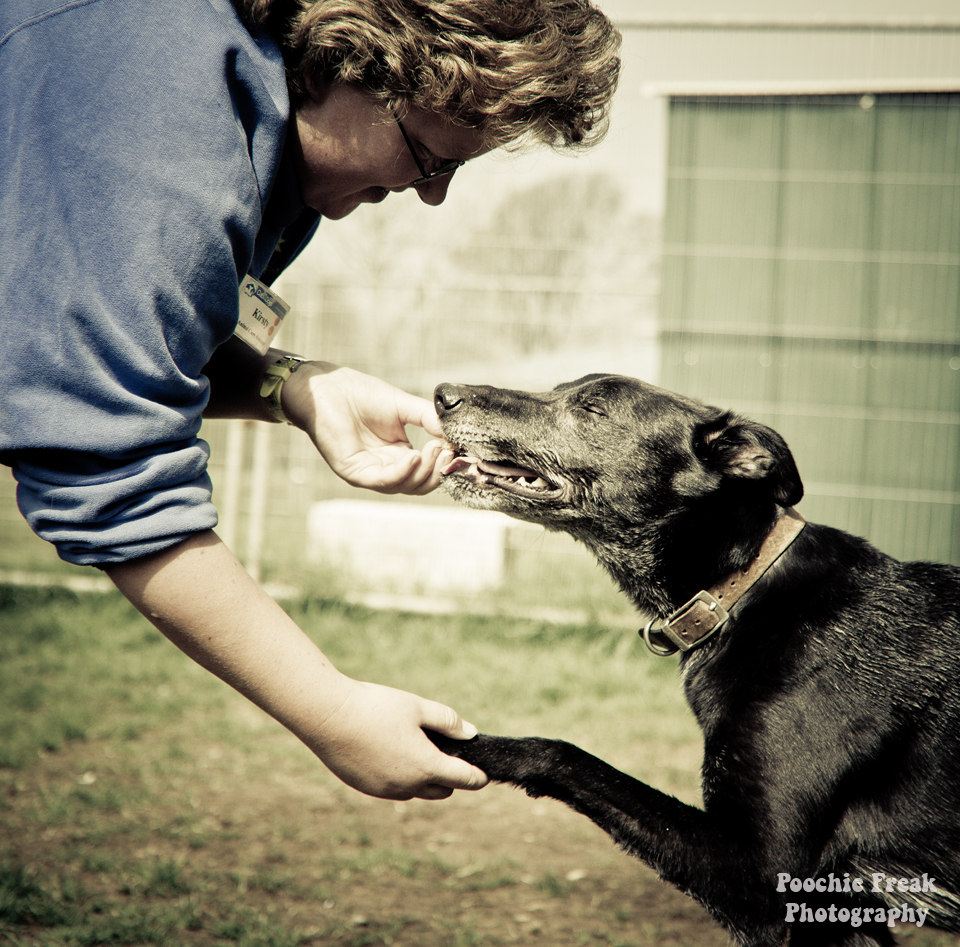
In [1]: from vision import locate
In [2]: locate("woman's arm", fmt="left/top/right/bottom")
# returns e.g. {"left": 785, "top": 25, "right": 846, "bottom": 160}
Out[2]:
{"left": 187, "top": 340, "right": 475, "bottom": 796}
{"left": 201, "top": 337, "right": 452, "bottom": 495}
{"left": 105, "top": 529, "right": 489, "bottom": 800}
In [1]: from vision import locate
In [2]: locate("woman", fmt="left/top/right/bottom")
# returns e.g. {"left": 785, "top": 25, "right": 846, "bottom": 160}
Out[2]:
{"left": 0, "top": 0, "right": 620, "bottom": 799}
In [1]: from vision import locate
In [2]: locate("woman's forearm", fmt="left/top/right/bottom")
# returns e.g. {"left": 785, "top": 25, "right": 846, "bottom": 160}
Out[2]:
{"left": 104, "top": 530, "right": 487, "bottom": 799}
{"left": 106, "top": 530, "right": 354, "bottom": 737}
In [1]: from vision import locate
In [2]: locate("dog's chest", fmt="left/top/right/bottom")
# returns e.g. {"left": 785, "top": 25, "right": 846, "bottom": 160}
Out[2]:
{"left": 680, "top": 648, "right": 734, "bottom": 734}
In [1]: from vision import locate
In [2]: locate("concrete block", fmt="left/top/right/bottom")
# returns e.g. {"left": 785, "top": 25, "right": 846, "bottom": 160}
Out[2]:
{"left": 307, "top": 500, "right": 511, "bottom": 594}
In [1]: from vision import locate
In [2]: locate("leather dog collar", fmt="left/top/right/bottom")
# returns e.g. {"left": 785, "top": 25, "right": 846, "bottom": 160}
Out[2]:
{"left": 642, "top": 508, "right": 806, "bottom": 656}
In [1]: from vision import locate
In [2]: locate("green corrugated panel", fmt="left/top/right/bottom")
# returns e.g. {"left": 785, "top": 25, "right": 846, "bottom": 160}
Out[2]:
{"left": 661, "top": 93, "right": 960, "bottom": 565}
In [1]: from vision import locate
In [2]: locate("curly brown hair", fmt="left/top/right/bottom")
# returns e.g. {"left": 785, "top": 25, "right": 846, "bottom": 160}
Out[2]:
{"left": 233, "top": 0, "right": 620, "bottom": 149}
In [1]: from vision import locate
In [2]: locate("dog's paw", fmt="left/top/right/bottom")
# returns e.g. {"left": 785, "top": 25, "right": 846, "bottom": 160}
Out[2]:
{"left": 425, "top": 730, "right": 509, "bottom": 773}
{"left": 426, "top": 730, "right": 568, "bottom": 787}
{"left": 425, "top": 729, "right": 475, "bottom": 757}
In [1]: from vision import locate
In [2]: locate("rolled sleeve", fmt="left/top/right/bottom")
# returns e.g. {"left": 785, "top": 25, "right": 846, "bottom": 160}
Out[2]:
{"left": 13, "top": 443, "right": 218, "bottom": 566}
{"left": 0, "top": 0, "right": 296, "bottom": 565}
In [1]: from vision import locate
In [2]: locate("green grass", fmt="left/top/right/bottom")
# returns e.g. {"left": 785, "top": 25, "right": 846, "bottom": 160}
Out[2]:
{"left": 3, "top": 583, "right": 955, "bottom": 947}
{"left": 0, "top": 582, "right": 708, "bottom": 947}
{"left": 0, "top": 586, "right": 214, "bottom": 770}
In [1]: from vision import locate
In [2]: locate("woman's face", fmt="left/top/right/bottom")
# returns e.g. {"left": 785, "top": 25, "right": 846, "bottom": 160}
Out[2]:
{"left": 294, "top": 82, "right": 490, "bottom": 220}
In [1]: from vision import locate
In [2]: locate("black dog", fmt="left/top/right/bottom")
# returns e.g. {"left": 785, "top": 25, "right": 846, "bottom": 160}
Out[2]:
{"left": 429, "top": 374, "right": 960, "bottom": 947}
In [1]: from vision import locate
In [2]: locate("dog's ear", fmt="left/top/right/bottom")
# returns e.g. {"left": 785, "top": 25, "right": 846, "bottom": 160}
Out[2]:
{"left": 693, "top": 413, "right": 803, "bottom": 507}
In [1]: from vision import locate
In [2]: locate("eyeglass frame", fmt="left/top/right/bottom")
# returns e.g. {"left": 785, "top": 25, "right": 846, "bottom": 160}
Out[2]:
{"left": 395, "top": 118, "right": 466, "bottom": 185}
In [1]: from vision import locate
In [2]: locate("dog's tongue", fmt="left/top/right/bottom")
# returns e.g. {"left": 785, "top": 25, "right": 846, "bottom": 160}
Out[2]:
{"left": 442, "top": 454, "right": 481, "bottom": 476}
{"left": 441, "top": 455, "right": 541, "bottom": 480}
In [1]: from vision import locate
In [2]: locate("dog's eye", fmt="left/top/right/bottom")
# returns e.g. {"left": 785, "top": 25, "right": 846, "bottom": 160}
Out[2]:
{"left": 579, "top": 401, "right": 607, "bottom": 418}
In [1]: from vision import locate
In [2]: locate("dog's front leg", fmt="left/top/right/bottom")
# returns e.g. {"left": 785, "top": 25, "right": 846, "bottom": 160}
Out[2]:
{"left": 428, "top": 732, "right": 788, "bottom": 946}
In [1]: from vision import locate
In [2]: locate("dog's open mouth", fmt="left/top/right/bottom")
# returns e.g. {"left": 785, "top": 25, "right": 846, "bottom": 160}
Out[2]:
{"left": 441, "top": 448, "right": 561, "bottom": 499}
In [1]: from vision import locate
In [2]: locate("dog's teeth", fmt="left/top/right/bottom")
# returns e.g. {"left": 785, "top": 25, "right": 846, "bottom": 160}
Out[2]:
{"left": 443, "top": 453, "right": 553, "bottom": 494}
{"left": 478, "top": 459, "right": 542, "bottom": 479}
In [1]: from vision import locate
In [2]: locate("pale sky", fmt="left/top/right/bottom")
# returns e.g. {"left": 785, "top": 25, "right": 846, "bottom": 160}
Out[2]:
{"left": 288, "top": 0, "right": 960, "bottom": 389}
{"left": 300, "top": 1, "right": 960, "bottom": 261}
{"left": 503, "top": 0, "right": 960, "bottom": 215}
{"left": 600, "top": 0, "right": 960, "bottom": 21}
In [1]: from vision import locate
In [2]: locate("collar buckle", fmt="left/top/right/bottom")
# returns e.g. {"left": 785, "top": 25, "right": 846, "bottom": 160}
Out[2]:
{"left": 643, "top": 590, "right": 730, "bottom": 655}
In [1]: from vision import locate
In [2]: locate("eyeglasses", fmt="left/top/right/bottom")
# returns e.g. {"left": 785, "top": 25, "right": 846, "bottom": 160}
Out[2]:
{"left": 396, "top": 118, "right": 465, "bottom": 184}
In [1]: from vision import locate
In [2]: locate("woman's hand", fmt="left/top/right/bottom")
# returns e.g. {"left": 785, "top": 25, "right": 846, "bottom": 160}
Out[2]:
{"left": 312, "top": 678, "right": 489, "bottom": 800}
{"left": 283, "top": 361, "right": 453, "bottom": 495}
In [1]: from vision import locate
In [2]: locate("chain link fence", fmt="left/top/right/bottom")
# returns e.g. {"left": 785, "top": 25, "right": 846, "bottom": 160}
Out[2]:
{"left": 4, "top": 13, "right": 959, "bottom": 609}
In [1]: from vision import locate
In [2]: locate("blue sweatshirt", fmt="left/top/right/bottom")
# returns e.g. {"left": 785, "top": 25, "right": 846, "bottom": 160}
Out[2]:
{"left": 0, "top": 0, "right": 318, "bottom": 565}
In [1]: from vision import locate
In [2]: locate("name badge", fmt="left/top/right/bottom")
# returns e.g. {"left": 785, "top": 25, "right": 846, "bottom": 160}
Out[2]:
{"left": 234, "top": 275, "right": 291, "bottom": 355}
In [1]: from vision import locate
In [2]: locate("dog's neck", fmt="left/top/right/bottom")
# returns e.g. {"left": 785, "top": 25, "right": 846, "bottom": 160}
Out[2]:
{"left": 641, "top": 509, "right": 806, "bottom": 655}
{"left": 583, "top": 496, "right": 802, "bottom": 623}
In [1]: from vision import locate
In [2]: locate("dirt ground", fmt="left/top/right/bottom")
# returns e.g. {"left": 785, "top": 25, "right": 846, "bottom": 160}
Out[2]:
{"left": 5, "top": 726, "right": 959, "bottom": 947}
{"left": 214, "top": 766, "right": 733, "bottom": 947}
{"left": 2, "top": 734, "right": 728, "bottom": 946}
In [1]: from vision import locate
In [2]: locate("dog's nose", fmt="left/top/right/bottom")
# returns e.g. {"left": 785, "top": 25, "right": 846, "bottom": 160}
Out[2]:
{"left": 434, "top": 383, "right": 465, "bottom": 416}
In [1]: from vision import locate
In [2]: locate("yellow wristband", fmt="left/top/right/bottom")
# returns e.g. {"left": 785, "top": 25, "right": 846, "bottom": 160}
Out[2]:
{"left": 260, "top": 356, "right": 305, "bottom": 424}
